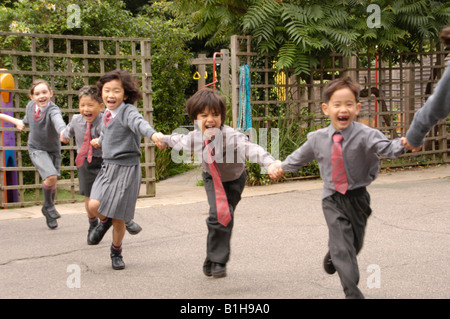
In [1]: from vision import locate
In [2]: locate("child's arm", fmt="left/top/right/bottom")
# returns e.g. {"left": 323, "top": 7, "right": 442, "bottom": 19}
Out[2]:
{"left": 49, "top": 107, "right": 67, "bottom": 135}
{"left": 0, "top": 113, "right": 25, "bottom": 131}
{"left": 281, "top": 138, "right": 316, "bottom": 173}
{"left": 59, "top": 119, "right": 76, "bottom": 143}
{"left": 405, "top": 64, "right": 450, "bottom": 150}
{"left": 369, "top": 130, "right": 406, "bottom": 159}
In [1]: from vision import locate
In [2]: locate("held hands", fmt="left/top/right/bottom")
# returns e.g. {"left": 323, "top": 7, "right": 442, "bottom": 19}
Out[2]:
{"left": 15, "top": 120, "right": 26, "bottom": 132}
{"left": 59, "top": 130, "right": 69, "bottom": 143}
{"left": 401, "top": 137, "right": 422, "bottom": 152}
{"left": 151, "top": 132, "right": 166, "bottom": 149}
{"left": 90, "top": 138, "right": 101, "bottom": 149}
{"left": 268, "top": 160, "right": 285, "bottom": 180}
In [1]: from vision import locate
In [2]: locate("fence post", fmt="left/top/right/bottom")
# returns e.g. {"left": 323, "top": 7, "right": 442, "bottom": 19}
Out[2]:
{"left": 141, "top": 39, "right": 155, "bottom": 197}
{"left": 230, "top": 35, "right": 240, "bottom": 129}
{"left": 220, "top": 49, "right": 230, "bottom": 103}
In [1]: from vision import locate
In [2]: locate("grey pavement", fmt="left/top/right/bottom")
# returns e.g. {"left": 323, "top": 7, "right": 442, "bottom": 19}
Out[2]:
{"left": 0, "top": 164, "right": 449, "bottom": 300}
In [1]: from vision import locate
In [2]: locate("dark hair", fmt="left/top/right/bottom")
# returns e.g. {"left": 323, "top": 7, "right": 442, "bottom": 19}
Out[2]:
{"left": 440, "top": 26, "right": 450, "bottom": 49}
{"left": 78, "top": 85, "right": 102, "bottom": 104}
{"left": 186, "top": 88, "right": 226, "bottom": 125}
{"left": 29, "top": 79, "right": 51, "bottom": 95}
{"left": 96, "top": 69, "right": 142, "bottom": 104}
{"left": 323, "top": 77, "right": 360, "bottom": 103}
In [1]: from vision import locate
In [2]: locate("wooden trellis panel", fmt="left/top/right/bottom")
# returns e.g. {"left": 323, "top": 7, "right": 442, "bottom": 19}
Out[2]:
{"left": 0, "top": 32, "right": 154, "bottom": 208}
{"left": 230, "top": 35, "right": 449, "bottom": 167}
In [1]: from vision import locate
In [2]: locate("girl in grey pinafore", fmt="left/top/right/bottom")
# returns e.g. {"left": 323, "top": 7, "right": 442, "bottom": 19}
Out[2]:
{"left": 88, "top": 70, "right": 158, "bottom": 270}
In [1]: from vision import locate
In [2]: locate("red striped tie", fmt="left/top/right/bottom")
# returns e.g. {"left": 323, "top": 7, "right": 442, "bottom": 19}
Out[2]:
{"left": 205, "top": 140, "right": 231, "bottom": 227}
{"left": 331, "top": 133, "right": 348, "bottom": 194}
{"left": 75, "top": 122, "right": 93, "bottom": 168}
{"left": 104, "top": 110, "right": 113, "bottom": 126}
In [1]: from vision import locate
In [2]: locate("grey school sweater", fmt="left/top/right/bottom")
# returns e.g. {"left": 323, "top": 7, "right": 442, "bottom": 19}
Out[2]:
{"left": 98, "top": 103, "right": 156, "bottom": 166}
{"left": 406, "top": 62, "right": 450, "bottom": 147}
{"left": 22, "top": 100, "right": 66, "bottom": 153}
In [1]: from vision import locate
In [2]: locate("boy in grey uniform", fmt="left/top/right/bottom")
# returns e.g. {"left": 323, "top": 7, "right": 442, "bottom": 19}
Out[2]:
{"left": 158, "top": 88, "right": 277, "bottom": 278}
{"left": 270, "top": 77, "right": 406, "bottom": 298}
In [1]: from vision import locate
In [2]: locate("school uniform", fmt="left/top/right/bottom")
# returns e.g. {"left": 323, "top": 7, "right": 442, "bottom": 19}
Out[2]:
{"left": 62, "top": 114, "right": 103, "bottom": 197}
{"left": 163, "top": 125, "right": 275, "bottom": 267}
{"left": 22, "top": 100, "right": 66, "bottom": 228}
{"left": 89, "top": 103, "right": 156, "bottom": 221}
{"left": 281, "top": 121, "right": 405, "bottom": 298}
{"left": 22, "top": 101, "right": 66, "bottom": 180}
{"left": 406, "top": 61, "right": 450, "bottom": 148}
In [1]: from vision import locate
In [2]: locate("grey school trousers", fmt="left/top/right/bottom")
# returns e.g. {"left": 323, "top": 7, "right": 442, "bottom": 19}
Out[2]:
{"left": 202, "top": 171, "right": 246, "bottom": 264}
{"left": 322, "top": 187, "right": 372, "bottom": 299}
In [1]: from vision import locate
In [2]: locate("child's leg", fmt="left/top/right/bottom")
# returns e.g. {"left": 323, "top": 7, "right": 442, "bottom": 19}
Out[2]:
{"left": 87, "top": 198, "right": 112, "bottom": 245}
{"left": 203, "top": 171, "right": 246, "bottom": 277}
{"left": 112, "top": 219, "right": 126, "bottom": 247}
{"left": 42, "top": 175, "right": 60, "bottom": 219}
{"left": 85, "top": 196, "right": 99, "bottom": 244}
{"left": 322, "top": 190, "right": 371, "bottom": 299}
{"left": 110, "top": 219, "right": 126, "bottom": 270}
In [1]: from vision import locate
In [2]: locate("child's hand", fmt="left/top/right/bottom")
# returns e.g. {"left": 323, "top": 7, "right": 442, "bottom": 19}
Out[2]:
{"left": 59, "top": 130, "right": 69, "bottom": 143}
{"left": 152, "top": 132, "right": 167, "bottom": 149}
{"left": 91, "top": 138, "right": 101, "bottom": 149}
{"left": 401, "top": 137, "right": 422, "bottom": 152}
{"left": 15, "top": 120, "right": 25, "bottom": 132}
{"left": 268, "top": 160, "right": 284, "bottom": 180}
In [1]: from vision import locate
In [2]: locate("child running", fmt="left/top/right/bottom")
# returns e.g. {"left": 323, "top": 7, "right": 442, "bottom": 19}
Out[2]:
{"left": 86, "top": 70, "right": 162, "bottom": 270}
{"left": 60, "top": 85, "right": 143, "bottom": 245}
{"left": 269, "top": 77, "right": 406, "bottom": 298}
{"left": 19, "top": 79, "right": 66, "bottom": 229}
{"left": 156, "top": 88, "right": 277, "bottom": 278}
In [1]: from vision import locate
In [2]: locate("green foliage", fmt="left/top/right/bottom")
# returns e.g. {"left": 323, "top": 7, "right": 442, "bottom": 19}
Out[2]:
{"left": 0, "top": 0, "right": 195, "bottom": 182}
{"left": 171, "top": 0, "right": 450, "bottom": 76}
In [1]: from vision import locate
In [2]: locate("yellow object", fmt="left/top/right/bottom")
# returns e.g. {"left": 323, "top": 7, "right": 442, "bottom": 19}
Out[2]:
{"left": 0, "top": 70, "right": 14, "bottom": 103}
{"left": 193, "top": 71, "right": 201, "bottom": 80}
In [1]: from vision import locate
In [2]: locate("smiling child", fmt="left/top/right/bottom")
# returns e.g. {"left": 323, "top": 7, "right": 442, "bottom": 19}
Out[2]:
{"left": 157, "top": 88, "right": 278, "bottom": 278}
{"left": 269, "top": 77, "right": 406, "bottom": 298}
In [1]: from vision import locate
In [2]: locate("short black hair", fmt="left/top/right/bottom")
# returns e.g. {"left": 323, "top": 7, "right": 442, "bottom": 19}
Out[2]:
{"left": 185, "top": 88, "right": 226, "bottom": 125}
{"left": 97, "top": 69, "right": 142, "bottom": 104}
{"left": 78, "top": 85, "right": 102, "bottom": 104}
{"left": 323, "top": 77, "right": 360, "bottom": 103}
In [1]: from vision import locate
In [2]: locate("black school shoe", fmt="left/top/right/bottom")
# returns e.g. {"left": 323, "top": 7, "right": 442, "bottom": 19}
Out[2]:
{"left": 110, "top": 244, "right": 125, "bottom": 270}
{"left": 323, "top": 251, "right": 336, "bottom": 274}
{"left": 44, "top": 206, "right": 61, "bottom": 219}
{"left": 41, "top": 207, "right": 58, "bottom": 229}
{"left": 88, "top": 218, "right": 112, "bottom": 245}
{"left": 87, "top": 218, "right": 99, "bottom": 245}
{"left": 125, "top": 220, "right": 142, "bottom": 235}
{"left": 203, "top": 259, "right": 227, "bottom": 278}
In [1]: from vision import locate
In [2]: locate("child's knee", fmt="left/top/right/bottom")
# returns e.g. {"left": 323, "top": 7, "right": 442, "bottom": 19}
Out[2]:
{"left": 43, "top": 175, "right": 57, "bottom": 186}
{"left": 88, "top": 198, "right": 100, "bottom": 213}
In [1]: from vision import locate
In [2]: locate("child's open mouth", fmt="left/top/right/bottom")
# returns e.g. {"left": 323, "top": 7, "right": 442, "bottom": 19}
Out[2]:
{"left": 338, "top": 116, "right": 349, "bottom": 124}
{"left": 83, "top": 112, "right": 93, "bottom": 121}
{"left": 205, "top": 125, "right": 218, "bottom": 136}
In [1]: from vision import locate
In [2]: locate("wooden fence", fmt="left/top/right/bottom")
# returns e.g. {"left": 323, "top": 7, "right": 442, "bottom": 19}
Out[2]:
{"left": 228, "top": 35, "right": 449, "bottom": 167}
{"left": 0, "top": 32, "right": 155, "bottom": 208}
